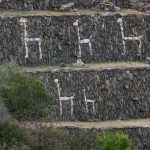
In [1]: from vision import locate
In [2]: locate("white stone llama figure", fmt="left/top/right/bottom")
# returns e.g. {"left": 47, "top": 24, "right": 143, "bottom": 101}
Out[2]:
{"left": 19, "top": 18, "right": 42, "bottom": 59}
{"left": 83, "top": 89, "right": 95, "bottom": 114}
{"left": 54, "top": 79, "right": 75, "bottom": 116}
{"left": 117, "top": 17, "right": 143, "bottom": 55}
{"left": 73, "top": 19, "right": 93, "bottom": 65}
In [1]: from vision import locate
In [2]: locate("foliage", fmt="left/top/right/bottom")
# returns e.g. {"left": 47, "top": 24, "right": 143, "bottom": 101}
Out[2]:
{"left": 0, "top": 120, "right": 37, "bottom": 150}
{"left": 0, "top": 120, "right": 69, "bottom": 150}
{"left": 0, "top": 61, "right": 19, "bottom": 84}
{"left": 97, "top": 131, "right": 131, "bottom": 150}
{"left": 0, "top": 62, "right": 54, "bottom": 120}
{"left": 35, "top": 126, "right": 69, "bottom": 150}
{"left": 69, "top": 129, "right": 96, "bottom": 150}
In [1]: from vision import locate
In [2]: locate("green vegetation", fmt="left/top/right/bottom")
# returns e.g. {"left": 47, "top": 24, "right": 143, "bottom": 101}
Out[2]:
{"left": 0, "top": 63, "right": 132, "bottom": 150}
{"left": 35, "top": 126, "right": 69, "bottom": 150}
{"left": 0, "top": 121, "right": 133, "bottom": 150}
{"left": 0, "top": 120, "right": 68, "bottom": 150}
{"left": 69, "top": 129, "right": 96, "bottom": 150}
{"left": 97, "top": 131, "right": 131, "bottom": 150}
{"left": 0, "top": 62, "right": 54, "bottom": 120}
{"left": 0, "top": 120, "right": 36, "bottom": 150}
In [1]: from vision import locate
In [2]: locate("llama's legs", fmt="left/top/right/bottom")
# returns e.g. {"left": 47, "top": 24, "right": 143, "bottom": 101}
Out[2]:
{"left": 60, "top": 101, "right": 62, "bottom": 116}
{"left": 77, "top": 43, "right": 84, "bottom": 65}
{"left": 92, "top": 102, "right": 95, "bottom": 114}
{"left": 24, "top": 41, "right": 29, "bottom": 58}
{"left": 89, "top": 41, "right": 93, "bottom": 56}
{"left": 122, "top": 39, "right": 126, "bottom": 55}
{"left": 38, "top": 40, "right": 42, "bottom": 59}
{"left": 70, "top": 99, "right": 74, "bottom": 115}
{"left": 86, "top": 102, "right": 88, "bottom": 113}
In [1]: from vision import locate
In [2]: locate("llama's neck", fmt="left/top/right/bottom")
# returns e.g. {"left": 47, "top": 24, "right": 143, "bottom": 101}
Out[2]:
{"left": 119, "top": 22, "right": 125, "bottom": 38}
{"left": 22, "top": 22, "right": 28, "bottom": 39}
{"left": 56, "top": 82, "right": 61, "bottom": 97}
{"left": 83, "top": 91, "right": 86, "bottom": 100}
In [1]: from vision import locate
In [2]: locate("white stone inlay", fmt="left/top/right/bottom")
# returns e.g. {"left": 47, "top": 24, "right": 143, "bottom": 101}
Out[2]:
{"left": 20, "top": 18, "right": 42, "bottom": 59}
{"left": 83, "top": 89, "right": 96, "bottom": 114}
{"left": 54, "top": 79, "right": 75, "bottom": 116}
{"left": 73, "top": 19, "right": 93, "bottom": 64}
{"left": 117, "top": 17, "right": 143, "bottom": 55}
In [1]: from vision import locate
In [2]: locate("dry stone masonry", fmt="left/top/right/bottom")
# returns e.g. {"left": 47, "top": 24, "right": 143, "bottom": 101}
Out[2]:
{"left": 0, "top": 1, "right": 150, "bottom": 149}
{"left": 66, "top": 126, "right": 150, "bottom": 150}
{"left": 29, "top": 66, "right": 150, "bottom": 121}
{"left": 0, "top": 13, "right": 150, "bottom": 65}
{"left": 0, "top": 0, "right": 150, "bottom": 11}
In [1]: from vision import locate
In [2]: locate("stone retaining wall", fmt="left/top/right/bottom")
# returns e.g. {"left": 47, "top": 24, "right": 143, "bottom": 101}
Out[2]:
{"left": 0, "top": 0, "right": 149, "bottom": 11}
{"left": 115, "top": 0, "right": 150, "bottom": 11}
{"left": 31, "top": 67, "right": 150, "bottom": 121}
{"left": 66, "top": 126, "right": 150, "bottom": 150}
{"left": 0, "top": 14, "right": 150, "bottom": 65}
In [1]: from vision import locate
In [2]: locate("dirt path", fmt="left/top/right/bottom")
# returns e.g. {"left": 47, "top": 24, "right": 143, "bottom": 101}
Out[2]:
{"left": 23, "top": 119, "right": 150, "bottom": 130}
{"left": 24, "top": 62, "right": 150, "bottom": 73}
{"left": 0, "top": 9, "right": 147, "bottom": 18}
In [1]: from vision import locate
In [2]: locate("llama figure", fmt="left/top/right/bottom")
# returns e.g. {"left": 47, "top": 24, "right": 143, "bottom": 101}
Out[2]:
{"left": 19, "top": 18, "right": 42, "bottom": 59}
{"left": 117, "top": 17, "right": 143, "bottom": 55}
{"left": 83, "top": 89, "right": 95, "bottom": 114}
{"left": 54, "top": 79, "right": 75, "bottom": 116}
{"left": 73, "top": 19, "right": 93, "bottom": 65}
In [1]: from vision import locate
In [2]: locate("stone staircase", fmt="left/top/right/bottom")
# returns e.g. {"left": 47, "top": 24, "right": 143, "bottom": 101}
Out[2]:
{"left": 0, "top": 0, "right": 150, "bottom": 149}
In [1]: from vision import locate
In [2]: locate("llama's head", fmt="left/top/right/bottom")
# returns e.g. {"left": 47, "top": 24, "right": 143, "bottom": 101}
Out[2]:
{"left": 19, "top": 18, "right": 27, "bottom": 25}
{"left": 117, "top": 18, "right": 123, "bottom": 23}
{"left": 54, "top": 79, "right": 59, "bottom": 83}
{"left": 89, "top": 35, "right": 92, "bottom": 39}
{"left": 73, "top": 19, "right": 79, "bottom": 26}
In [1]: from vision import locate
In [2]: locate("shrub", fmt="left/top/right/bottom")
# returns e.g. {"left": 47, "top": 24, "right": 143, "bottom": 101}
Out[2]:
{"left": 0, "top": 61, "right": 19, "bottom": 85}
{"left": 0, "top": 120, "right": 37, "bottom": 150}
{"left": 69, "top": 129, "right": 96, "bottom": 150}
{"left": 0, "top": 63, "right": 54, "bottom": 120}
{"left": 97, "top": 131, "right": 131, "bottom": 150}
{"left": 35, "top": 126, "right": 69, "bottom": 150}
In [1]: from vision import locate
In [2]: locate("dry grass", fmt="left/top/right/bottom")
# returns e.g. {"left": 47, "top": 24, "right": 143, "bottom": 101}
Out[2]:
{"left": 0, "top": 8, "right": 148, "bottom": 18}
{"left": 24, "top": 62, "right": 150, "bottom": 73}
{"left": 23, "top": 118, "right": 150, "bottom": 130}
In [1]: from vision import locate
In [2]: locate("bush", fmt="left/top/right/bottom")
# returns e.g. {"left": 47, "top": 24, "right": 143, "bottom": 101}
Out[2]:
{"left": 97, "top": 131, "right": 131, "bottom": 150}
{"left": 0, "top": 63, "right": 54, "bottom": 120}
{"left": 35, "top": 126, "right": 69, "bottom": 150}
{"left": 69, "top": 129, "right": 96, "bottom": 150}
{"left": 0, "top": 61, "right": 19, "bottom": 85}
{"left": 0, "top": 120, "right": 37, "bottom": 150}
{"left": 0, "top": 120, "right": 69, "bottom": 150}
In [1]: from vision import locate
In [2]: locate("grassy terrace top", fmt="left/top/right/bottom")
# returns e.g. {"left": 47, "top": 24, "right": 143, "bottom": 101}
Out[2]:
{"left": 24, "top": 62, "right": 150, "bottom": 73}
{"left": 0, "top": 9, "right": 148, "bottom": 18}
